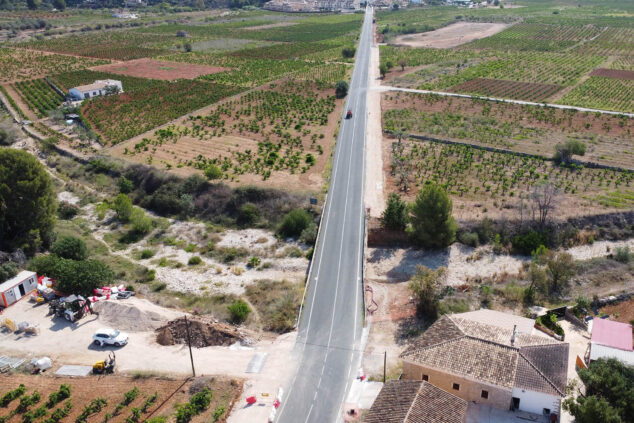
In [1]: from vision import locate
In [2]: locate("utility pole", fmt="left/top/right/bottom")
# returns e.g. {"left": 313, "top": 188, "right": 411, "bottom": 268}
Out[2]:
{"left": 184, "top": 315, "right": 196, "bottom": 377}
{"left": 383, "top": 351, "right": 386, "bottom": 383}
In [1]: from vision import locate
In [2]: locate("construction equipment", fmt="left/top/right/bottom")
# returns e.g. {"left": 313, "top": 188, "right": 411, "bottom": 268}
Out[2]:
{"left": 49, "top": 295, "right": 93, "bottom": 323}
{"left": 93, "top": 352, "right": 115, "bottom": 375}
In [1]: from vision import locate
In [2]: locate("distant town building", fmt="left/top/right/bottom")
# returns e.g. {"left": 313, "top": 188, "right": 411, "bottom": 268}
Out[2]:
{"left": 112, "top": 12, "right": 139, "bottom": 19}
{"left": 587, "top": 318, "right": 634, "bottom": 365}
{"left": 401, "top": 312, "right": 569, "bottom": 417}
{"left": 69, "top": 80, "right": 123, "bottom": 101}
{"left": 125, "top": 0, "right": 147, "bottom": 7}
{"left": 365, "top": 380, "right": 468, "bottom": 423}
{"left": 263, "top": 0, "right": 359, "bottom": 12}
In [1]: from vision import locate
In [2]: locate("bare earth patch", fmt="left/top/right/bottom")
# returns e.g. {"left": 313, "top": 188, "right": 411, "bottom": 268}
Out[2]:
{"left": 243, "top": 22, "right": 298, "bottom": 31}
{"left": 589, "top": 68, "right": 634, "bottom": 81}
{"left": 391, "top": 22, "right": 510, "bottom": 49}
{"left": 91, "top": 58, "right": 230, "bottom": 81}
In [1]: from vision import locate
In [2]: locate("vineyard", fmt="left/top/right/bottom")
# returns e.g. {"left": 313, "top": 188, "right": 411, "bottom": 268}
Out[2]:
{"left": 430, "top": 51, "right": 605, "bottom": 89}
{"left": 382, "top": 92, "right": 634, "bottom": 169}
{"left": 230, "top": 41, "right": 334, "bottom": 60}
{"left": 467, "top": 23, "right": 603, "bottom": 52}
{"left": 13, "top": 78, "right": 64, "bottom": 118}
{"left": 558, "top": 77, "right": 634, "bottom": 113}
{"left": 388, "top": 138, "right": 634, "bottom": 213}
{"left": 0, "top": 48, "right": 107, "bottom": 83}
{"left": 575, "top": 27, "right": 634, "bottom": 57}
{"left": 20, "top": 31, "right": 174, "bottom": 60}
{"left": 450, "top": 78, "right": 562, "bottom": 102}
{"left": 110, "top": 80, "right": 341, "bottom": 191}
{"left": 0, "top": 375, "right": 239, "bottom": 423}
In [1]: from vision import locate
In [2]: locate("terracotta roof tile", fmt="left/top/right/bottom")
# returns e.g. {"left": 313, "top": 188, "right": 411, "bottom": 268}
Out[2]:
{"left": 400, "top": 313, "right": 568, "bottom": 397}
{"left": 364, "top": 381, "right": 467, "bottom": 423}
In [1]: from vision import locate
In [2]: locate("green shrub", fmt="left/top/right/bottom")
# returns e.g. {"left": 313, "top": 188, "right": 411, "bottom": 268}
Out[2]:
{"left": 408, "top": 183, "right": 456, "bottom": 249}
{"left": 512, "top": 231, "right": 547, "bottom": 255}
{"left": 204, "top": 164, "right": 222, "bottom": 180}
{"left": 0, "top": 262, "right": 19, "bottom": 284}
{"left": 299, "top": 223, "right": 318, "bottom": 245}
{"left": 458, "top": 231, "right": 479, "bottom": 248}
{"left": 212, "top": 406, "right": 226, "bottom": 422}
{"left": 45, "top": 385, "right": 70, "bottom": 409}
{"left": 237, "top": 203, "right": 260, "bottom": 227}
{"left": 130, "top": 208, "right": 153, "bottom": 234}
{"left": 247, "top": 257, "right": 261, "bottom": 268}
{"left": 114, "top": 194, "right": 133, "bottom": 222}
{"left": 52, "top": 236, "right": 88, "bottom": 261}
{"left": 278, "top": 209, "right": 312, "bottom": 238}
{"left": 1, "top": 384, "right": 26, "bottom": 407}
{"left": 140, "top": 249, "right": 155, "bottom": 259}
{"left": 381, "top": 193, "right": 407, "bottom": 231}
{"left": 227, "top": 299, "right": 251, "bottom": 324}
{"left": 188, "top": 256, "right": 202, "bottom": 266}
{"left": 151, "top": 282, "right": 167, "bottom": 292}
{"left": 536, "top": 312, "right": 564, "bottom": 336}
{"left": 118, "top": 176, "right": 134, "bottom": 194}
{"left": 335, "top": 80, "right": 349, "bottom": 98}
{"left": 614, "top": 246, "right": 631, "bottom": 263}
{"left": 58, "top": 202, "right": 79, "bottom": 220}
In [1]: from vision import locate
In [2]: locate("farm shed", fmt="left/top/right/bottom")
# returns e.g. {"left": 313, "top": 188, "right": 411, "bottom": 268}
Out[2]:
{"left": 69, "top": 79, "right": 123, "bottom": 100}
{"left": 588, "top": 318, "right": 634, "bottom": 365}
{"left": 0, "top": 271, "right": 38, "bottom": 309}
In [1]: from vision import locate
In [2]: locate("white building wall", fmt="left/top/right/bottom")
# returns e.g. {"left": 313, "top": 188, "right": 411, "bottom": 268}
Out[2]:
{"left": 511, "top": 387, "right": 561, "bottom": 416}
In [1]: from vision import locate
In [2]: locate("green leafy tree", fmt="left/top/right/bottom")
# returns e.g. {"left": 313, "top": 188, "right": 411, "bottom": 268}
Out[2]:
{"left": 278, "top": 209, "right": 312, "bottom": 238}
{"left": 545, "top": 251, "right": 575, "bottom": 294}
{"left": 118, "top": 176, "right": 134, "bottom": 194}
{"left": 227, "top": 299, "right": 251, "bottom": 324}
{"left": 379, "top": 63, "right": 387, "bottom": 79}
{"left": 381, "top": 192, "right": 407, "bottom": 230}
{"left": 564, "top": 358, "right": 634, "bottom": 423}
{"left": 335, "top": 81, "right": 349, "bottom": 99}
{"left": 409, "top": 265, "right": 445, "bottom": 319}
{"left": 408, "top": 183, "right": 457, "bottom": 249}
{"left": 341, "top": 47, "right": 356, "bottom": 58}
{"left": 554, "top": 139, "right": 586, "bottom": 164}
{"left": 0, "top": 149, "right": 56, "bottom": 254}
{"left": 51, "top": 236, "right": 88, "bottom": 261}
{"left": 26, "top": 0, "right": 40, "bottom": 10}
{"left": 52, "top": 0, "right": 65, "bottom": 10}
{"left": 237, "top": 203, "right": 260, "bottom": 227}
{"left": 30, "top": 255, "right": 114, "bottom": 295}
{"left": 113, "top": 194, "right": 133, "bottom": 222}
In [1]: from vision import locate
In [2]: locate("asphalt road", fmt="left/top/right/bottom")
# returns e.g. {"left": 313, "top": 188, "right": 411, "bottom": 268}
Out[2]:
{"left": 276, "top": 6, "right": 373, "bottom": 423}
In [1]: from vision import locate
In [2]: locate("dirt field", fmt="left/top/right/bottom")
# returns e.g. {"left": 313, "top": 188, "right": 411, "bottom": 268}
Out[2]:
{"left": 590, "top": 68, "right": 634, "bottom": 80}
{"left": 391, "top": 22, "right": 510, "bottom": 49}
{"left": 600, "top": 298, "right": 634, "bottom": 324}
{"left": 90, "top": 58, "right": 229, "bottom": 81}
{"left": 0, "top": 374, "right": 240, "bottom": 423}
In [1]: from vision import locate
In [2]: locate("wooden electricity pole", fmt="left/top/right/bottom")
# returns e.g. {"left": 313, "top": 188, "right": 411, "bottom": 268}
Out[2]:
{"left": 184, "top": 315, "right": 196, "bottom": 377}
{"left": 383, "top": 351, "right": 386, "bottom": 383}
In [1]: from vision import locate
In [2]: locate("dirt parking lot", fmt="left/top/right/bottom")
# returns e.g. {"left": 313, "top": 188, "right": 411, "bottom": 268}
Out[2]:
{"left": 0, "top": 297, "right": 298, "bottom": 422}
{"left": 391, "top": 22, "right": 510, "bottom": 49}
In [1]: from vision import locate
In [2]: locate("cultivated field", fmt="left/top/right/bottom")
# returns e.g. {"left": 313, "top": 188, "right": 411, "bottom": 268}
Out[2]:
{"left": 0, "top": 374, "right": 239, "bottom": 423}
{"left": 382, "top": 92, "right": 634, "bottom": 169}
{"left": 90, "top": 58, "right": 230, "bottom": 81}
{"left": 108, "top": 79, "right": 344, "bottom": 191}
{"left": 378, "top": 3, "right": 634, "bottom": 109}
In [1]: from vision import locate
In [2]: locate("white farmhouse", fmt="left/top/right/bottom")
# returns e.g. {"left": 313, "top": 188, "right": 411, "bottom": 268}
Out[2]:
{"left": 69, "top": 79, "right": 123, "bottom": 100}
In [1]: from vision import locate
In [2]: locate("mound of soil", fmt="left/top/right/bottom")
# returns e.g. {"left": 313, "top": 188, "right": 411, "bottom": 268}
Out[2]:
{"left": 92, "top": 301, "right": 167, "bottom": 332}
{"left": 156, "top": 317, "right": 245, "bottom": 348}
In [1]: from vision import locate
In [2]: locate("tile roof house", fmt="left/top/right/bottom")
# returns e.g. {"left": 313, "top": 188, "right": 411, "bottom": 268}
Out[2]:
{"left": 69, "top": 80, "right": 123, "bottom": 100}
{"left": 364, "top": 380, "right": 467, "bottom": 423}
{"left": 400, "top": 314, "right": 569, "bottom": 417}
{"left": 589, "top": 318, "right": 634, "bottom": 365}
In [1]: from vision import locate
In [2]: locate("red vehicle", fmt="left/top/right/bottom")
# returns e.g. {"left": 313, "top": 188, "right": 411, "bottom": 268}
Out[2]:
{"left": 346, "top": 109, "right": 353, "bottom": 119}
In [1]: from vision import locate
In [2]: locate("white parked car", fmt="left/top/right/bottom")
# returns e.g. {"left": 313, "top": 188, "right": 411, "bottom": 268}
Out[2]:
{"left": 92, "top": 328, "right": 129, "bottom": 347}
